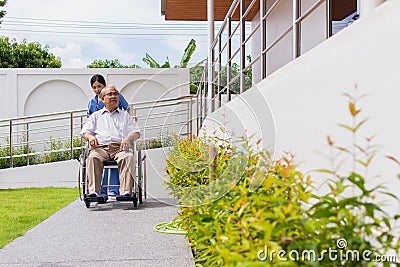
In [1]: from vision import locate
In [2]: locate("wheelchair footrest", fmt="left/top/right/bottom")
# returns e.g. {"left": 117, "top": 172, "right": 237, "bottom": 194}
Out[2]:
{"left": 116, "top": 195, "right": 137, "bottom": 202}
{"left": 84, "top": 195, "right": 108, "bottom": 203}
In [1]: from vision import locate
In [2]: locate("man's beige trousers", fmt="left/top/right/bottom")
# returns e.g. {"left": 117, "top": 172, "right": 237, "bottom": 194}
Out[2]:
{"left": 86, "top": 142, "right": 136, "bottom": 195}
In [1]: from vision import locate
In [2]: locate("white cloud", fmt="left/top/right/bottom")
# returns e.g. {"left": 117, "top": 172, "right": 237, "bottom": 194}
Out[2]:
{"left": 51, "top": 42, "right": 91, "bottom": 68}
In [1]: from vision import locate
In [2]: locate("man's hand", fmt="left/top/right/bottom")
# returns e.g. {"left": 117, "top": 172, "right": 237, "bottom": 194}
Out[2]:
{"left": 119, "top": 139, "right": 131, "bottom": 152}
{"left": 88, "top": 135, "right": 98, "bottom": 148}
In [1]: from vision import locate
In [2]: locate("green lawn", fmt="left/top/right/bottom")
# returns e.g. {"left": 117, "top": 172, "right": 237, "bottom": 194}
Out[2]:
{"left": 0, "top": 187, "right": 79, "bottom": 249}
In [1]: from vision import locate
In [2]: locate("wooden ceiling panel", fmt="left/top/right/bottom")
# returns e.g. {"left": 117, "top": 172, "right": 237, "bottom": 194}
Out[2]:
{"left": 332, "top": 0, "right": 357, "bottom": 20}
{"left": 165, "top": 0, "right": 259, "bottom": 21}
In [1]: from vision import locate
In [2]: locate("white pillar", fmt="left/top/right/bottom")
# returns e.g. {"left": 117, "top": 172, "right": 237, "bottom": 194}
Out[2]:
{"left": 359, "top": 0, "right": 385, "bottom": 17}
{"left": 207, "top": 0, "right": 215, "bottom": 112}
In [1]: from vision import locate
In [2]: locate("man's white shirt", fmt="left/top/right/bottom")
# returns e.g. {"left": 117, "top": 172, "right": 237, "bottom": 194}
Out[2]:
{"left": 80, "top": 108, "right": 140, "bottom": 145}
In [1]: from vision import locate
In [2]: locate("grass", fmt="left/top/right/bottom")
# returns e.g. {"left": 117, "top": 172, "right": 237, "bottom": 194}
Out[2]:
{"left": 0, "top": 187, "right": 79, "bottom": 249}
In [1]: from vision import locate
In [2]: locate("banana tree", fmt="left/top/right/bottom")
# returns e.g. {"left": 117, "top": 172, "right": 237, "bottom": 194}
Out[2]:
{"left": 142, "top": 38, "right": 197, "bottom": 69}
{"left": 143, "top": 39, "right": 203, "bottom": 94}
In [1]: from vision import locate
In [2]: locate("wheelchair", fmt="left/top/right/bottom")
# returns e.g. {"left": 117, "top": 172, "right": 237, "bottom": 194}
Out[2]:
{"left": 78, "top": 143, "right": 146, "bottom": 208}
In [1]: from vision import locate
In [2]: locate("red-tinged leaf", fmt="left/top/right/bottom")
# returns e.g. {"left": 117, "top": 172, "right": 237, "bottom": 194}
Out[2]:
{"left": 355, "top": 144, "right": 366, "bottom": 154}
{"left": 386, "top": 155, "right": 400, "bottom": 166}
{"left": 357, "top": 93, "right": 368, "bottom": 101}
{"left": 365, "top": 135, "right": 376, "bottom": 143}
{"left": 342, "top": 92, "right": 353, "bottom": 100}
{"left": 327, "top": 135, "right": 334, "bottom": 146}
{"left": 256, "top": 138, "right": 262, "bottom": 145}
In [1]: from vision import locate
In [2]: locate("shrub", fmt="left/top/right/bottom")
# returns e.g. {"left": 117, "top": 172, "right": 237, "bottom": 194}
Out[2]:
{"left": 135, "top": 135, "right": 173, "bottom": 151}
{"left": 164, "top": 88, "right": 400, "bottom": 266}
{"left": 307, "top": 88, "right": 400, "bottom": 266}
{"left": 41, "top": 137, "right": 82, "bottom": 163}
{"left": 0, "top": 137, "right": 38, "bottom": 169}
{"left": 0, "top": 136, "right": 83, "bottom": 169}
{"left": 166, "top": 137, "right": 317, "bottom": 266}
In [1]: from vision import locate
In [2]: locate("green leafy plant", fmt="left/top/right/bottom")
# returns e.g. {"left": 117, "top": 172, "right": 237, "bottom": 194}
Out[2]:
{"left": 0, "top": 136, "right": 38, "bottom": 169}
{"left": 42, "top": 137, "right": 82, "bottom": 163}
{"left": 0, "top": 37, "right": 61, "bottom": 68}
{"left": 308, "top": 87, "right": 400, "bottom": 266}
{"left": 0, "top": 0, "right": 7, "bottom": 21}
{"left": 165, "top": 137, "right": 316, "bottom": 266}
{"left": 164, "top": 87, "right": 400, "bottom": 266}
{"left": 135, "top": 134, "right": 173, "bottom": 151}
{"left": 86, "top": 59, "right": 140, "bottom": 68}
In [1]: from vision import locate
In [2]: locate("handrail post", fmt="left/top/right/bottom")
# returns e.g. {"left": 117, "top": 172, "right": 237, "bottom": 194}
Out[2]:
{"left": 26, "top": 123, "right": 30, "bottom": 165}
{"left": 293, "top": 0, "right": 300, "bottom": 59}
{"left": 189, "top": 98, "right": 193, "bottom": 139}
{"left": 240, "top": 0, "right": 246, "bottom": 94}
{"left": 70, "top": 112, "right": 74, "bottom": 159}
{"left": 208, "top": 0, "right": 215, "bottom": 112}
{"left": 9, "top": 120, "right": 13, "bottom": 168}
{"left": 200, "top": 78, "right": 204, "bottom": 130}
{"left": 260, "top": 0, "right": 267, "bottom": 79}
{"left": 227, "top": 16, "right": 232, "bottom": 101}
{"left": 196, "top": 92, "right": 200, "bottom": 135}
{"left": 326, "top": 0, "right": 332, "bottom": 38}
{"left": 218, "top": 35, "right": 222, "bottom": 108}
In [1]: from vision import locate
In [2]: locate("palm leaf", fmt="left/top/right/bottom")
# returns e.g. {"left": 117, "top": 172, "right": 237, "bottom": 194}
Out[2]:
{"left": 142, "top": 53, "right": 161, "bottom": 68}
{"left": 178, "top": 39, "right": 196, "bottom": 68}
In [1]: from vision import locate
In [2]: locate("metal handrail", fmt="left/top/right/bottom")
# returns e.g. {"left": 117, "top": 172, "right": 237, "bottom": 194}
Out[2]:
{"left": 206, "top": 0, "right": 329, "bottom": 111}
{"left": 0, "top": 95, "right": 197, "bottom": 169}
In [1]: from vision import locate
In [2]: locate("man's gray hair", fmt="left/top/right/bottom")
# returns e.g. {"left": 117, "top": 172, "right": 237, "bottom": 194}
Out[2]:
{"left": 100, "top": 85, "right": 119, "bottom": 98}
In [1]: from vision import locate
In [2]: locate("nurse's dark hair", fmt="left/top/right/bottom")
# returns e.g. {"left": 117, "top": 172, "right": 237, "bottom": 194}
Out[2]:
{"left": 90, "top": 74, "right": 106, "bottom": 87}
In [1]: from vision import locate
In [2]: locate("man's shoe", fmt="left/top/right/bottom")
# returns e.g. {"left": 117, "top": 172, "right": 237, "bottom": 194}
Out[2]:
{"left": 88, "top": 192, "right": 97, "bottom": 197}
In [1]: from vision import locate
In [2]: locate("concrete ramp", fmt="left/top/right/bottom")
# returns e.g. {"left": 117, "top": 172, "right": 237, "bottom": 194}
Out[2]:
{"left": 0, "top": 198, "right": 194, "bottom": 266}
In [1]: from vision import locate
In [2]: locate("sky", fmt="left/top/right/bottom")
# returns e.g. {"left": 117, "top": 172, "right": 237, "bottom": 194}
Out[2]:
{"left": 0, "top": 0, "right": 210, "bottom": 68}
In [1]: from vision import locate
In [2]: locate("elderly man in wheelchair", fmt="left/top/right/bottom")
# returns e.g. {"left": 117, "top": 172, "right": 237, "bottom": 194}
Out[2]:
{"left": 80, "top": 85, "right": 140, "bottom": 206}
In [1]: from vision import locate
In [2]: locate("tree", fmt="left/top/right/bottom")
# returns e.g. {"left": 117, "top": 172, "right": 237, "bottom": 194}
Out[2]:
{"left": 0, "top": 0, "right": 6, "bottom": 22}
{"left": 0, "top": 37, "right": 61, "bottom": 68}
{"left": 142, "top": 39, "right": 201, "bottom": 93}
{"left": 219, "top": 55, "right": 253, "bottom": 94}
{"left": 86, "top": 59, "right": 140, "bottom": 68}
{"left": 142, "top": 39, "right": 196, "bottom": 69}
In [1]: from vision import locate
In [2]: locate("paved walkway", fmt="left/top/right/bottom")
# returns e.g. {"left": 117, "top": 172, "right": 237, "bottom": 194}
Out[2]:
{"left": 0, "top": 197, "right": 194, "bottom": 267}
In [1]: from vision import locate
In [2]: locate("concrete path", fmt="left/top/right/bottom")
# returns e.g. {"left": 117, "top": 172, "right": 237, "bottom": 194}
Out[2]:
{"left": 0, "top": 197, "right": 194, "bottom": 267}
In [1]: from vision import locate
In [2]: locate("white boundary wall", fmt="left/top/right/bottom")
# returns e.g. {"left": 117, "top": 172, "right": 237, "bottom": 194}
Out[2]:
{"left": 202, "top": 1, "right": 400, "bottom": 214}
{"left": 0, "top": 68, "right": 189, "bottom": 119}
